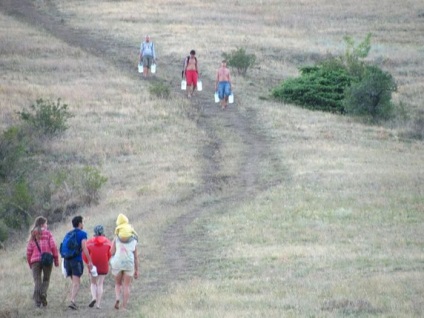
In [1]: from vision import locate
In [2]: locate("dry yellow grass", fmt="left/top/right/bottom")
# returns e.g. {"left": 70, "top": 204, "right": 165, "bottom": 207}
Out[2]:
{"left": 0, "top": 0, "right": 423, "bottom": 317}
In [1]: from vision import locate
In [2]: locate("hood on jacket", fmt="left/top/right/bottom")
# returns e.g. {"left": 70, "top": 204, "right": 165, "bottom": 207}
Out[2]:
{"left": 116, "top": 214, "right": 129, "bottom": 226}
{"left": 93, "top": 235, "right": 109, "bottom": 246}
{"left": 115, "top": 214, "right": 138, "bottom": 240}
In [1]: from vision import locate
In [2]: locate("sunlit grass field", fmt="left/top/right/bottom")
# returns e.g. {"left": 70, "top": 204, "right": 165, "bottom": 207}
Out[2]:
{"left": 1, "top": 0, "right": 423, "bottom": 317}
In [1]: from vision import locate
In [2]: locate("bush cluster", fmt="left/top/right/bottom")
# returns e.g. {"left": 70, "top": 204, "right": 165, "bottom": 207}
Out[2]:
{"left": 272, "top": 63, "right": 352, "bottom": 113}
{"left": 17, "top": 98, "right": 73, "bottom": 136}
{"left": 0, "top": 99, "right": 107, "bottom": 242}
{"left": 222, "top": 47, "right": 256, "bottom": 76}
{"left": 272, "top": 34, "right": 397, "bottom": 122}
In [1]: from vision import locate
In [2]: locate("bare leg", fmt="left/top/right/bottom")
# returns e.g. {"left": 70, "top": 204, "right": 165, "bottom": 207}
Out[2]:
{"left": 121, "top": 274, "right": 132, "bottom": 309}
{"left": 187, "top": 85, "right": 192, "bottom": 97}
{"left": 143, "top": 66, "right": 148, "bottom": 78}
{"left": 114, "top": 272, "right": 123, "bottom": 309}
{"left": 70, "top": 276, "right": 81, "bottom": 303}
{"left": 90, "top": 275, "right": 97, "bottom": 305}
{"left": 96, "top": 275, "right": 106, "bottom": 308}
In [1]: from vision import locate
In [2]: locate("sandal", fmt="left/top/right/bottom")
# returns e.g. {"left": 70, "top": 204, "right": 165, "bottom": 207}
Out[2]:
{"left": 68, "top": 301, "right": 78, "bottom": 310}
{"left": 89, "top": 299, "right": 96, "bottom": 308}
{"left": 114, "top": 300, "right": 120, "bottom": 310}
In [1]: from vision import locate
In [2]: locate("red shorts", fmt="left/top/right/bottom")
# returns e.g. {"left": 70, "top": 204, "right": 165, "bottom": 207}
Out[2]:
{"left": 185, "top": 70, "right": 198, "bottom": 86}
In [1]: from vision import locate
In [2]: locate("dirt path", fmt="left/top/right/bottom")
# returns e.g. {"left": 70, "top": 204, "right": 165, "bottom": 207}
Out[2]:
{"left": 1, "top": 0, "right": 281, "bottom": 315}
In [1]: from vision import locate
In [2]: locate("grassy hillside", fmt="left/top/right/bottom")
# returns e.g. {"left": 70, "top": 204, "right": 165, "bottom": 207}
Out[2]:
{"left": 0, "top": 0, "right": 423, "bottom": 317}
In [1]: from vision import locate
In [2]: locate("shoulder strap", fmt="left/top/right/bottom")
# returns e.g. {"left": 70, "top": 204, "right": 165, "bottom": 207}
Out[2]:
{"left": 34, "top": 238, "right": 41, "bottom": 253}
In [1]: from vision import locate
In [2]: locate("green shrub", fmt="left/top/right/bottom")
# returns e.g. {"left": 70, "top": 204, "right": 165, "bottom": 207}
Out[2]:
{"left": 0, "top": 127, "right": 26, "bottom": 181}
{"left": 149, "top": 81, "right": 170, "bottom": 99}
{"left": 1, "top": 180, "right": 33, "bottom": 229}
{"left": 79, "top": 166, "right": 108, "bottom": 206}
{"left": 272, "top": 34, "right": 397, "bottom": 122}
{"left": 17, "top": 98, "right": 73, "bottom": 136}
{"left": 344, "top": 65, "right": 397, "bottom": 122}
{"left": 0, "top": 220, "right": 8, "bottom": 243}
{"left": 222, "top": 47, "right": 256, "bottom": 76}
{"left": 272, "top": 63, "right": 352, "bottom": 113}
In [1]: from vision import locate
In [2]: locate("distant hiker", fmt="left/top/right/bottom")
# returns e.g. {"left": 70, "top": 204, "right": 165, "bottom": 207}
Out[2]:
{"left": 60, "top": 215, "right": 93, "bottom": 310}
{"left": 215, "top": 59, "right": 232, "bottom": 109}
{"left": 139, "top": 35, "right": 156, "bottom": 78}
{"left": 183, "top": 49, "right": 199, "bottom": 98}
{"left": 83, "top": 225, "right": 112, "bottom": 309}
{"left": 26, "top": 216, "right": 59, "bottom": 308}
{"left": 110, "top": 213, "right": 139, "bottom": 310}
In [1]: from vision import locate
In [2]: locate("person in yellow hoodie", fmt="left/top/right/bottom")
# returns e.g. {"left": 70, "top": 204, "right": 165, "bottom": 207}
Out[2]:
{"left": 110, "top": 214, "right": 139, "bottom": 311}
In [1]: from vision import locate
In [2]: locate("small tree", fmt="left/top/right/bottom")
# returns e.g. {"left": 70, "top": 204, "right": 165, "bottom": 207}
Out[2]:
{"left": 344, "top": 65, "right": 396, "bottom": 122}
{"left": 222, "top": 47, "right": 256, "bottom": 76}
{"left": 343, "top": 33, "right": 372, "bottom": 78}
{"left": 17, "top": 98, "right": 73, "bottom": 136}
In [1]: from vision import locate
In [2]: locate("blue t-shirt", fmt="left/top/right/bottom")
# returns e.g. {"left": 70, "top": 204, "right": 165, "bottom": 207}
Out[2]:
{"left": 74, "top": 228, "right": 88, "bottom": 261}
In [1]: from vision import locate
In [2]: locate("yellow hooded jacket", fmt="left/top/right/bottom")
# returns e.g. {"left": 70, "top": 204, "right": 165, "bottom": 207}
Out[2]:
{"left": 115, "top": 213, "right": 138, "bottom": 241}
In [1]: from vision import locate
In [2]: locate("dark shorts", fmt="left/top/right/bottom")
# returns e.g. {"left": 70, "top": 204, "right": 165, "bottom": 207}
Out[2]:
{"left": 64, "top": 258, "right": 84, "bottom": 277}
{"left": 142, "top": 55, "right": 153, "bottom": 68}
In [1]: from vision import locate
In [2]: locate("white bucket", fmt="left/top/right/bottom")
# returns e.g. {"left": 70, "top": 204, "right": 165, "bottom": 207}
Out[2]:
{"left": 197, "top": 80, "right": 202, "bottom": 91}
{"left": 229, "top": 93, "right": 234, "bottom": 104}
{"left": 214, "top": 92, "right": 219, "bottom": 103}
{"left": 181, "top": 80, "right": 187, "bottom": 90}
{"left": 151, "top": 63, "right": 156, "bottom": 74}
{"left": 138, "top": 64, "right": 143, "bottom": 73}
{"left": 90, "top": 265, "right": 98, "bottom": 277}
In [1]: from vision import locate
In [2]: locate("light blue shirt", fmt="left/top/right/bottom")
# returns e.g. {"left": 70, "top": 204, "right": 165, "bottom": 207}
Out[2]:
{"left": 140, "top": 41, "right": 155, "bottom": 59}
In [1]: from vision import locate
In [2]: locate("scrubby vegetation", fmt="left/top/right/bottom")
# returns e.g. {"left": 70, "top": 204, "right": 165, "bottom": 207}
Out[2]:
{"left": 149, "top": 81, "right": 171, "bottom": 99}
{"left": 222, "top": 47, "right": 256, "bottom": 76}
{"left": 272, "top": 34, "right": 397, "bottom": 123}
{"left": 0, "top": 99, "right": 107, "bottom": 243}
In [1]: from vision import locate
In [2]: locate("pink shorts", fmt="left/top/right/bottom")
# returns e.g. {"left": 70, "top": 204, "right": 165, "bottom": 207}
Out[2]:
{"left": 185, "top": 70, "right": 198, "bottom": 86}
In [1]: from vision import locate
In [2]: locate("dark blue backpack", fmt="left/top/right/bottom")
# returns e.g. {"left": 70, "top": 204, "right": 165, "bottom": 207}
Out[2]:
{"left": 60, "top": 229, "right": 81, "bottom": 259}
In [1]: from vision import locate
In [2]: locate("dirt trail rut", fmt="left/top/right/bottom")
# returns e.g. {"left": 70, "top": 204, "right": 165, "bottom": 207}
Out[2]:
{"left": 1, "top": 0, "right": 282, "bottom": 314}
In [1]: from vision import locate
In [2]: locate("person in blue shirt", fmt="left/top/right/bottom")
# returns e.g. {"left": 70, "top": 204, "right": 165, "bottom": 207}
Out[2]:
{"left": 139, "top": 35, "right": 156, "bottom": 78}
{"left": 63, "top": 215, "right": 93, "bottom": 310}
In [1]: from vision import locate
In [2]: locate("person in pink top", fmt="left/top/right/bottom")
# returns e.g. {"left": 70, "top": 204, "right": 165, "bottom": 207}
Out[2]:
{"left": 26, "top": 216, "right": 59, "bottom": 308}
{"left": 83, "top": 225, "right": 112, "bottom": 309}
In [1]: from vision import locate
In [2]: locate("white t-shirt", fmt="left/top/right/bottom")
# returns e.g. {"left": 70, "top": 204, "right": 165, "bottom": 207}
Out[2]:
{"left": 110, "top": 238, "right": 137, "bottom": 271}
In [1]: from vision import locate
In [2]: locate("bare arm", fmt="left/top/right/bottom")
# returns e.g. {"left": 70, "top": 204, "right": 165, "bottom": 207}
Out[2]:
{"left": 110, "top": 238, "right": 116, "bottom": 255}
{"left": 133, "top": 247, "right": 139, "bottom": 279}
{"left": 81, "top": 239, "right": 93, "bottom": 270}
{"left": 215, "top": 71, "right": 219, "bottom": 90}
